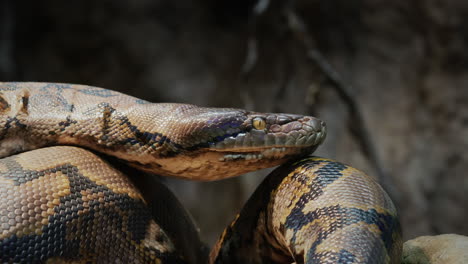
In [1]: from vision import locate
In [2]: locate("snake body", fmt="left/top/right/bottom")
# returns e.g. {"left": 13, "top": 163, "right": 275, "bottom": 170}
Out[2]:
{"left": 0, "top": 82, "right": 401, "bottom": 263}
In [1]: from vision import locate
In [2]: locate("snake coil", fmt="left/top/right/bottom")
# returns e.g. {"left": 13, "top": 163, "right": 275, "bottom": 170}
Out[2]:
{"left": 0, "top": 82, "right": 401, "bottom": 263}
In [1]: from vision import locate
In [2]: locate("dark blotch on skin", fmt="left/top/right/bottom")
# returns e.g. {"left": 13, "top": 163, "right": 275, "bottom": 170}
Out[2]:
{"left": 288, "top": 205, "right": 399, "bottom": 260}
{"left": 20, "top": 92, "right": 29, "bottom": 114}
{"left": 307, "top": 249, "right": 357, "bottom": 263}
{"left": 0, "top": 94, "right": 10, "bottom": 113}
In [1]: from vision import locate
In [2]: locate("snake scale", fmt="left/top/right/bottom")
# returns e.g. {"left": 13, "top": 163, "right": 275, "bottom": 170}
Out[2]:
{"left": 0, "top": 82, "right": 402, "bottom": 263}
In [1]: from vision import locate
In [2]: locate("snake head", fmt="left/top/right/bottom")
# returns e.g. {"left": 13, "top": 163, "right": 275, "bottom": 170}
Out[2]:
{"left": 204, "top": 111, "right": 326, "bottom": 160}
{"left": 153, "top": 106, "right": 326, "bottom": 180}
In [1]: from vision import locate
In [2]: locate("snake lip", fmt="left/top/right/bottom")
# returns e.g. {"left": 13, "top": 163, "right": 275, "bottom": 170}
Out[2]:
{"left": 217, "top": 145, "right": 318, "bottom": 162}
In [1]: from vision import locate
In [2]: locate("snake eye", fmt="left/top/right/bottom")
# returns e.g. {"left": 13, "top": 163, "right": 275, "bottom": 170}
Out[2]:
{"left": 252, "top": 117, "right": 266, "bottom": 130}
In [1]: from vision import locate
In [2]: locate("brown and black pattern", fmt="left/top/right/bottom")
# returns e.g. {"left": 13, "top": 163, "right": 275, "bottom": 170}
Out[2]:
{"left": 0, "top": 146, "right": 184, "bottom": 263}
{"left": 0, "top": 82, "right": 402, "bottom": 263}
{"left": 210, "top": 157, "right": 402, "bottom": 264}
{"left": 0, "top": 82, "right": 326, "bottom": 180}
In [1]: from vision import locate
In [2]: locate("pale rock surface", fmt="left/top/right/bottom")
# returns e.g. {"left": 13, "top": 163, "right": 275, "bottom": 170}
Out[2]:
{"left": 402, "top": 234, "right": 468, "bottom": 264}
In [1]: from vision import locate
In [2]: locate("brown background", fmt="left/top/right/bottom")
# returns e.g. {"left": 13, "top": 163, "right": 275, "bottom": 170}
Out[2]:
{"left": 1, "top": 0, "right": 467, "bottom": 247}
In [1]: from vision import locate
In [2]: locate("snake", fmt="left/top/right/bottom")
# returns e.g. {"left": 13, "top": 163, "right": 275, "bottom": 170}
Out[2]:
{"left": 0, "top": 82, "right": 402, "bottom": 263}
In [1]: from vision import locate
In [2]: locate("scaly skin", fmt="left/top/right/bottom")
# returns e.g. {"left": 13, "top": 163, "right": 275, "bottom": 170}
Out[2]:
{"left": 0, "top": 146, "right": 189, "bottom": 263}
{"left": 210, "top": 157, "right": 402, "bottom": 264}
{"left": 0, "top": 82, "right": 402, "bottom": 263}
{"left": 0, "top": 82, "right": 326, "bottom": 181}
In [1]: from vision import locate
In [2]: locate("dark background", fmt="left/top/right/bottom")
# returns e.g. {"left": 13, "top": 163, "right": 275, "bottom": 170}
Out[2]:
{"left": 1, "top": 0, "right": 467, "bottom": 247}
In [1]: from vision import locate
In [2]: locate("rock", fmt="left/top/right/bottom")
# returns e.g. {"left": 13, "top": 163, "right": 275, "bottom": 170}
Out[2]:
{"left": 402, "top": 234, "right": 468, "bottom": 264}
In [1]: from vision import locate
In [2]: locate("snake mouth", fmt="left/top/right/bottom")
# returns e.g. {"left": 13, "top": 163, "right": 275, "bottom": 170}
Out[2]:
{"left": 212, "top": 123, "right": 327, "bottom": 162}
{"left": 217, "top": 146, "right": 320, "bottom": 162}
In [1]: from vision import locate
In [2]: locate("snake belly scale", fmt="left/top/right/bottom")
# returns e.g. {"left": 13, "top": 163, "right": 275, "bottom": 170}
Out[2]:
{"left": 0, "top": 82, "right": 401, "bottom": 263}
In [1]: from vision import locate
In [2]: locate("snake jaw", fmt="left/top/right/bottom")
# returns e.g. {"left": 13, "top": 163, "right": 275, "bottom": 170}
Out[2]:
{"left": 218, "top": 146, "right": 319, "bottom": 162}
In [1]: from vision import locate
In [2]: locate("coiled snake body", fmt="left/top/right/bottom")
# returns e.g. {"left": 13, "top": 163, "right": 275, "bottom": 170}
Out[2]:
{"left": 0, "top": 82, "right": 401, "bottom": 263}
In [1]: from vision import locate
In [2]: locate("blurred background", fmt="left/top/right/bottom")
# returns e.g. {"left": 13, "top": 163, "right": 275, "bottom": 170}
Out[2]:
{"left": 1, "top": 0, "right": 467, "bottom": 247}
